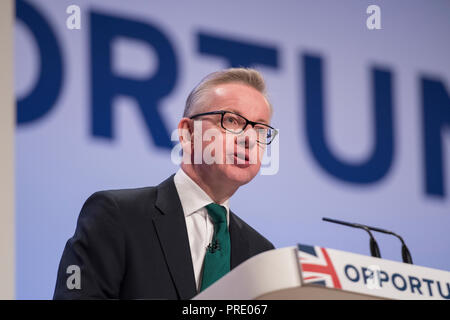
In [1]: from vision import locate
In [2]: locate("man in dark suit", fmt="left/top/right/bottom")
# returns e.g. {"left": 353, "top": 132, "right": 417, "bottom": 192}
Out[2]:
{"left": 54, "top": 68, "right": 277, "bottom": 299}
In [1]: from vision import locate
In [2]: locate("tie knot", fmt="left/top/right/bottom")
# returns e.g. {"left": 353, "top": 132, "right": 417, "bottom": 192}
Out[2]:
{"left": 206, "top": 203, "right": 227, "bottom": 224}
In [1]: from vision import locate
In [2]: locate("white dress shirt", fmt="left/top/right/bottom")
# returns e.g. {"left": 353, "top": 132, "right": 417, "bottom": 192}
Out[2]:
{"left": 173, "top": 168, "right": 230, "bottom": 291}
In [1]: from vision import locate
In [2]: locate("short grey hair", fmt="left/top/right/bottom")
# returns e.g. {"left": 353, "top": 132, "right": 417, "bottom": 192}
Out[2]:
{"left": 183, "top": 68, "right": 272, "bottom": 117}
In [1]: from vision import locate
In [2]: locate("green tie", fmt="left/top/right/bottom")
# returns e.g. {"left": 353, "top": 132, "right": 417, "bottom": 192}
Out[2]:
{"left": 200, "top": 203, "right": 231, "bottom": 291}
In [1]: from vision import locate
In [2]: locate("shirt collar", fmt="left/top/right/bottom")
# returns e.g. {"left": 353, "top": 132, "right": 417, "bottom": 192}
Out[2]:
{"left": 174, "top": 168, "right": 230, "bottom": 218}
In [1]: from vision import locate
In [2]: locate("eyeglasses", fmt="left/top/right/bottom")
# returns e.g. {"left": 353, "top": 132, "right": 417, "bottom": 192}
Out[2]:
{"left": 189, "top": 110, "right": 278, "bottom": 145}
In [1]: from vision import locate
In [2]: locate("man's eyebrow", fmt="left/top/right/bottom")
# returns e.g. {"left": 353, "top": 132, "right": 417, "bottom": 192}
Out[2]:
{"left": 219, "top": 106, "right": 239, "bottom": 114}
{"left": 219, "top": 107, "right": 269, "bottom": 125}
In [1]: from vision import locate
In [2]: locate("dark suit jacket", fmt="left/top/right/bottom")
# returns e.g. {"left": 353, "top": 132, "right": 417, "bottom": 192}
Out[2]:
{"left": 53, "top": 175, "right": 274, "bottom": 299}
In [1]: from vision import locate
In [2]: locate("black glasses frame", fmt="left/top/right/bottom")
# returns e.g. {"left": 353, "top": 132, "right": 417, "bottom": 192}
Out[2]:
{"left": 189, "top": 110, "right": 278, "bottom": 145}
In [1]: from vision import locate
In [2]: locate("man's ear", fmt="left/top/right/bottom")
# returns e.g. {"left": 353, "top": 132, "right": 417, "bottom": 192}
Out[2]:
{"left": 178, "top": 118, "right": 193, "bottom": 152}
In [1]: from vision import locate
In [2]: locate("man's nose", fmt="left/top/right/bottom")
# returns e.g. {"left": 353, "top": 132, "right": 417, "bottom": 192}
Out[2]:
{"left": 236, "top": 128, "right": 257, "bottom": 149}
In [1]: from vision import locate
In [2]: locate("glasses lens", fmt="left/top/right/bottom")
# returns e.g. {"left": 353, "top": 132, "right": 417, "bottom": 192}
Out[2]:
{"left": 220, "top": 112, "right": 276, "bottom": 145}
{"left": 255, "top": 126, "right": 274, "bottom": 145}
{"left": 222, "top": 113, "right": 247, "bottom": 132}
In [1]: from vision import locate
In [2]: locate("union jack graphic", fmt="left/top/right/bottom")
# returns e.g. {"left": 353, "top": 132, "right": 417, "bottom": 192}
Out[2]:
{"left": 297, "top": 244, "right": 342, "bottom": 289}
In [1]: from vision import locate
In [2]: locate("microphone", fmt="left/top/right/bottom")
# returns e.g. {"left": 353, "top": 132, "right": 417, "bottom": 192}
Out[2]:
{"left": 323, "top": 217, "right": 413, "bottom": 264}
{"left": 207, "top": 239, "right": 220, "bottom": 253}
{"left": 360, "top": 224, "right": 413, "bottom": 264}
{"left": 322, "top": 217, "right": 381, "bottom": 259}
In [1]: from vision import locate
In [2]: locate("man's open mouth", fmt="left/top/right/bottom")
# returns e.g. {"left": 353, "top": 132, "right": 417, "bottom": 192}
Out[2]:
{"left": 235, "top": 152, "right": 248, "bottom": 160}
{"left": 233, "top": 151, "right": 251, "bottom": 165}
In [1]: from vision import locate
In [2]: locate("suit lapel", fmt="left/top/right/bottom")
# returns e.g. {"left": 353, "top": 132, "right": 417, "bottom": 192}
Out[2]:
{"left": 229, "top": 210, "right": 250, "bottom": 269}
{"left": 152, "top": 175, "right": 197, "bottom": 299}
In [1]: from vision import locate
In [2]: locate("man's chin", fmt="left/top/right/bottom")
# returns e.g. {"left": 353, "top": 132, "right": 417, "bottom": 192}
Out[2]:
{"left": 222, "top": 164, "right": 259, "bottom": 186}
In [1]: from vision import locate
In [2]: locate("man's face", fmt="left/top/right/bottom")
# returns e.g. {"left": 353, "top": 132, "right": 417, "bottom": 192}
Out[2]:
{"left": 191, "top": 82, "right": 272, "bottom": 187}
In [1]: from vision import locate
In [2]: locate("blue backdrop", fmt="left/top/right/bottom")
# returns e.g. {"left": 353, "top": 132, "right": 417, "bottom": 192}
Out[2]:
{"left": 15, "top": 0, "right": 450, "bottom": 299}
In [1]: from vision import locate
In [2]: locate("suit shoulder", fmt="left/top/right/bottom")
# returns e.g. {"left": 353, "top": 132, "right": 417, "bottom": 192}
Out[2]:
{"left": 90, "top": 174, "right": 175, "bottom": 208}
{"left": 93, "top": 186, "right": 157, "bottom": 205}
{"left": 80, "top": 186, "right": 158, "bottom": 224}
